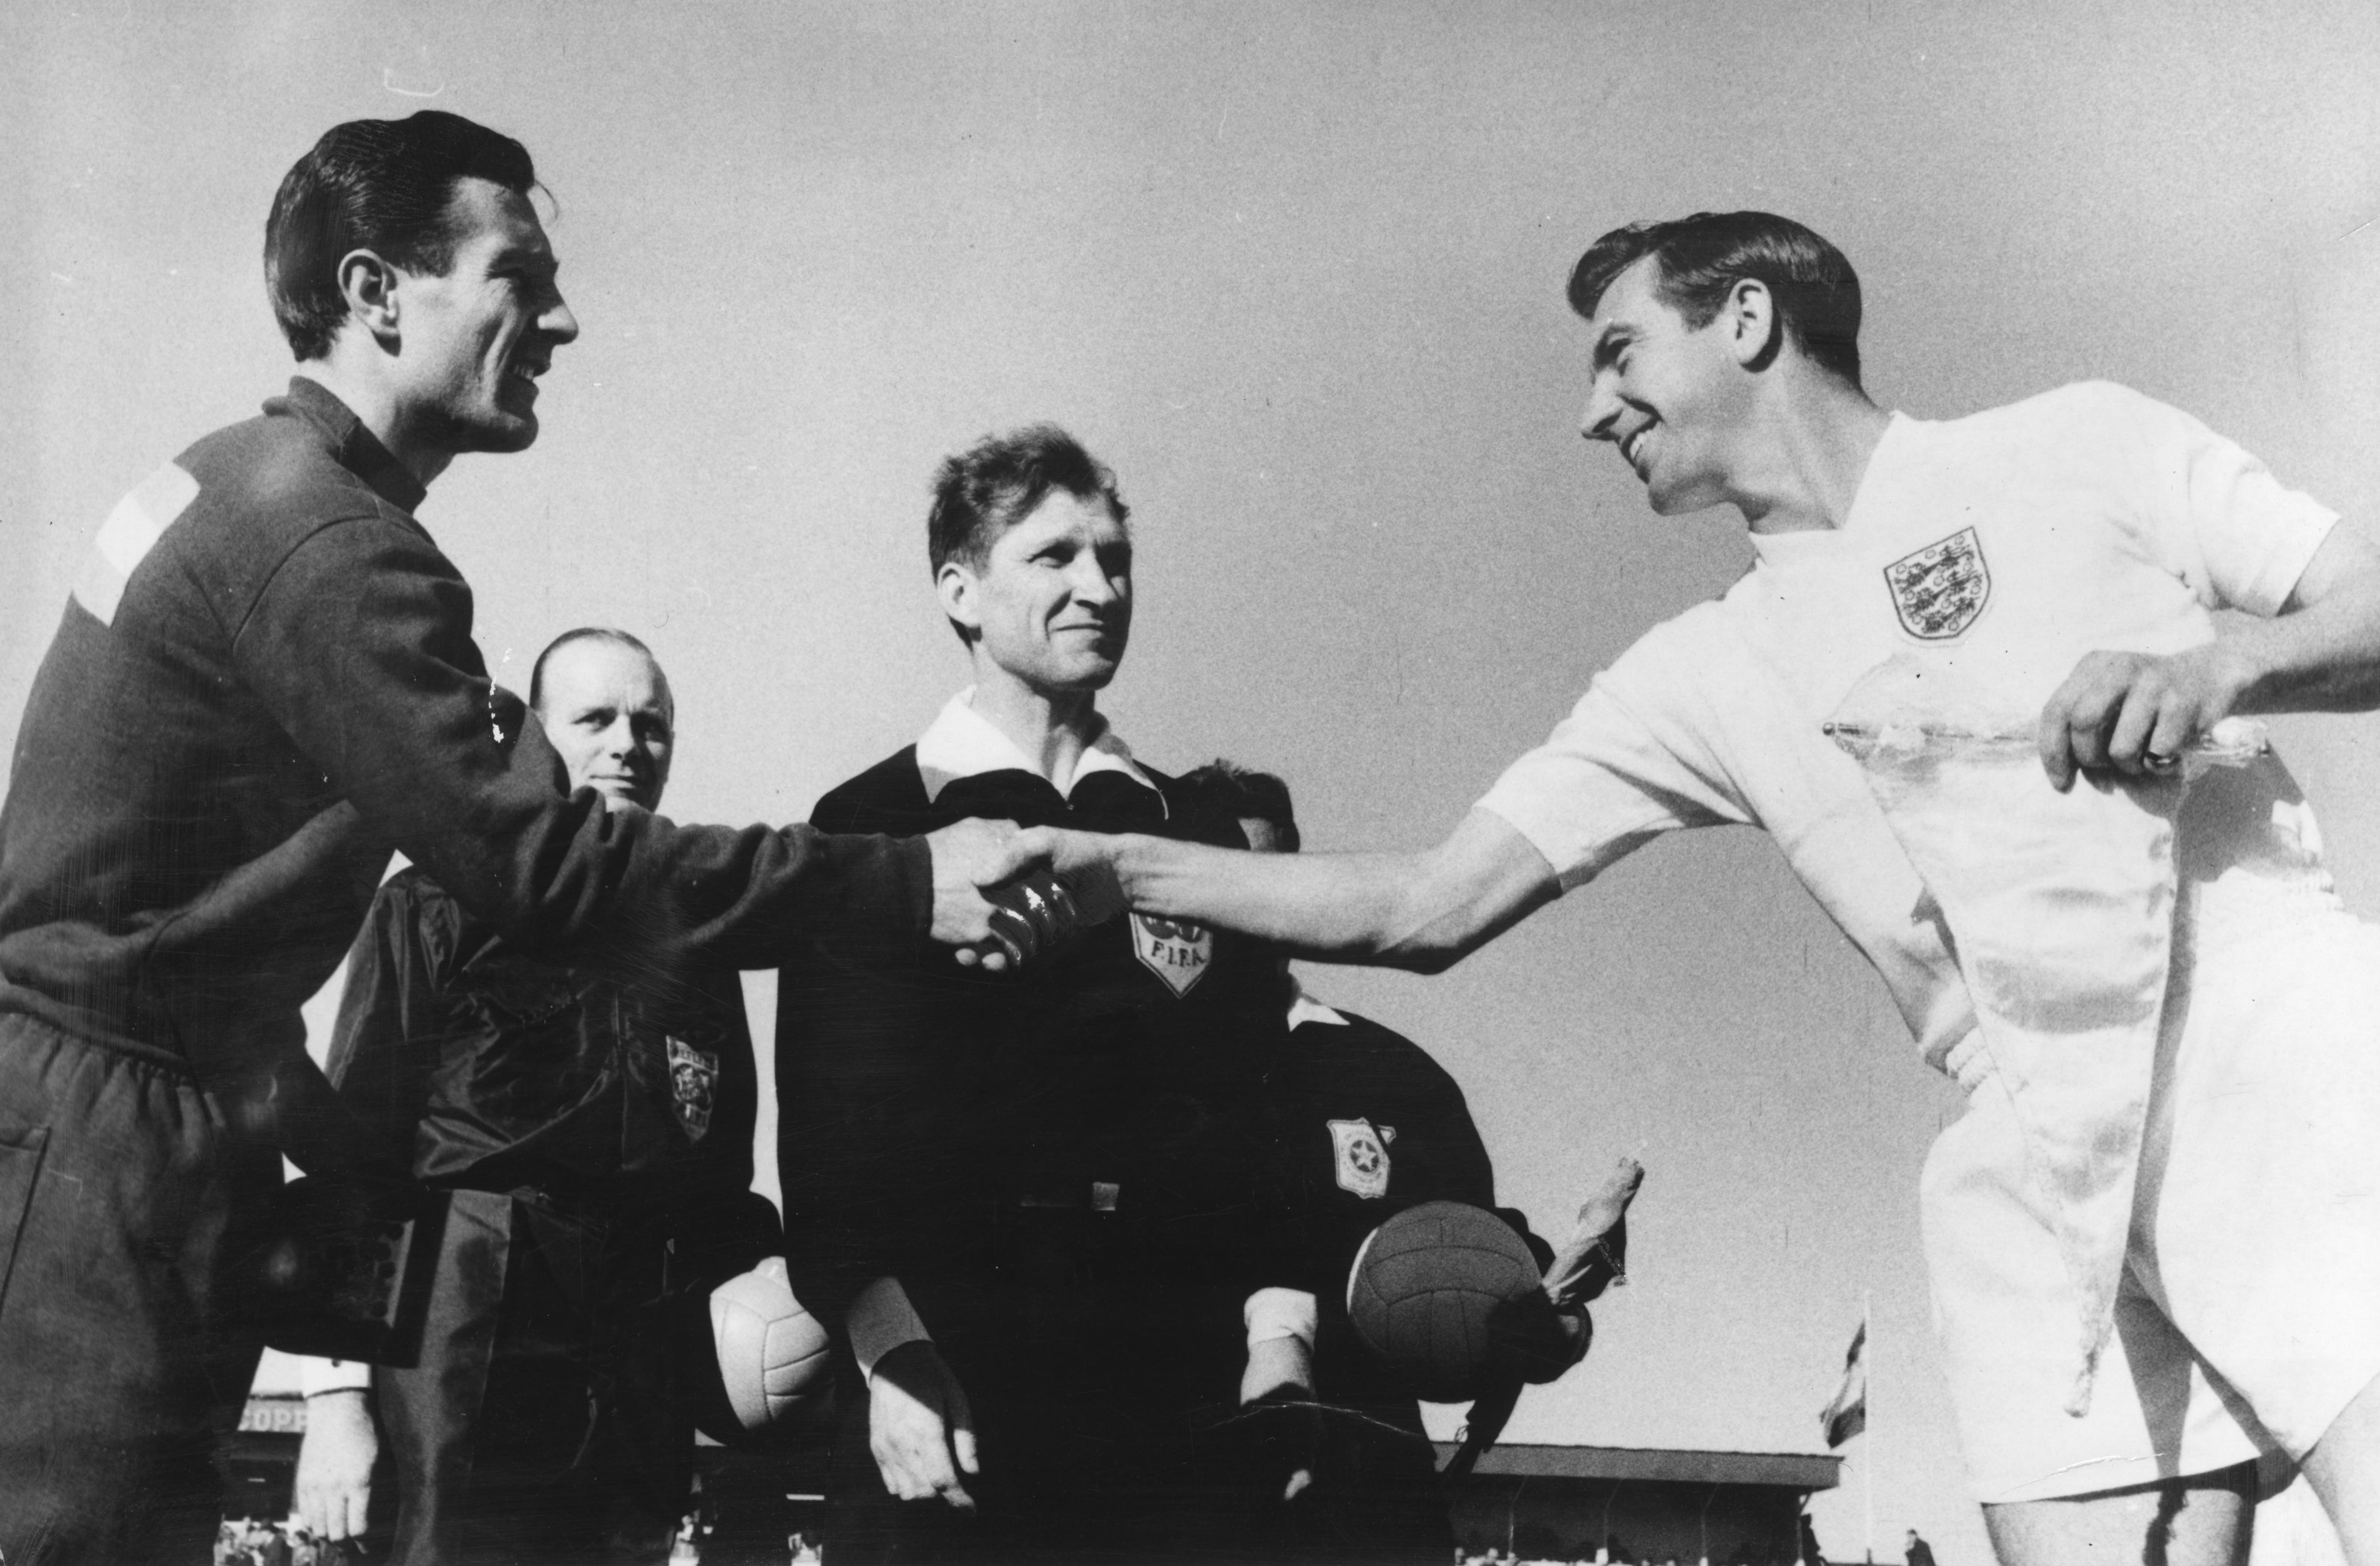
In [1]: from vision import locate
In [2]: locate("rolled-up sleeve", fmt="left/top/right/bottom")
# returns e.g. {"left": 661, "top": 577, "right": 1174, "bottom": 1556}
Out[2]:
{"left": 1477, "top": 629, "right": 1752, "bottom": 893}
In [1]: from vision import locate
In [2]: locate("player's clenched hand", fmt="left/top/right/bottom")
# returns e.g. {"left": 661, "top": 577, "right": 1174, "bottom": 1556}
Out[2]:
{"left": 291, "top": 1388, "right": 376, "bottom": 1542}
{"left": 868, "top": 1341, "right": 980, "bottom": 1512}
{"left": 2036, "top": 644, "right": 2252, "bottom": 791}
{"left": 925, "top": 817, "right": 1040, "bottom": 970}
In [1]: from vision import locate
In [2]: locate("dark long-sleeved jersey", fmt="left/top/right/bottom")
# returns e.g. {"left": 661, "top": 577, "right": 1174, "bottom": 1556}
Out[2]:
{"left": 326, "top": 867, "right": 758, "bottom": 1215}
{"left": 0, "top": 379, "right": 925, "bottom": 1096}
{"left": 777, "top": 751, "right": 1308, "bottom": 1337}
{"left": 1278, "top": 1003, "right": 1548, "bottom": 1410}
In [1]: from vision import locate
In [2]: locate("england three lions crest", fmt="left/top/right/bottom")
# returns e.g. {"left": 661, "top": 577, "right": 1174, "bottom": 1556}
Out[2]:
{"left": 1131, "top": 912, "right": 1213, "bottom": 997}
{"left": 1883, "top": 528, "right": 1991, "bottom": 640}
{"left": 666, "top": 1036, "right": 719, "bottom": 1142}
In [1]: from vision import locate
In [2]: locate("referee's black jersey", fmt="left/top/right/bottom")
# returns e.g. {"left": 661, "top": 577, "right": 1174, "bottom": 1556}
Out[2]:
{"left": 1279, "top": 1003, "right": 1548, "bottom": 1408}
{"left": 776, "top": 749, "right": 1309, "bottom": 1334}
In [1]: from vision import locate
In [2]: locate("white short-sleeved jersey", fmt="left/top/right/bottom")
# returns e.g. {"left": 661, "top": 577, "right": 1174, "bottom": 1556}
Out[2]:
{"left": 1480, "top": 381, "right": 2371, "bottom": 1490}
{"left": 1479, "top": 381, "right": 2342, "bottom": 1072}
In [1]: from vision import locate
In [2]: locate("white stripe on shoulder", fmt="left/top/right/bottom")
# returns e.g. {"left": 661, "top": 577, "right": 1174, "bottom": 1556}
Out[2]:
{"left": 72, "top": 462, "right": 200, "bottom": 626}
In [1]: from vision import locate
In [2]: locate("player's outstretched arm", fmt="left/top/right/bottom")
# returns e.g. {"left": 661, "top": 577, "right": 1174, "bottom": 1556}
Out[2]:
{"left": 1037, "top": 807, "right": 1560, "bottom": 972}
{"left": 2039, "top": 524, "right": 2380, "bottom": 790}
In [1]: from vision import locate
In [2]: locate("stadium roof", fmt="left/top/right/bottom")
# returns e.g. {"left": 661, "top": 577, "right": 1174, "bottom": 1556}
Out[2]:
{"left": 1433, "top": 1444, "right": 1843, "bottom": 1491}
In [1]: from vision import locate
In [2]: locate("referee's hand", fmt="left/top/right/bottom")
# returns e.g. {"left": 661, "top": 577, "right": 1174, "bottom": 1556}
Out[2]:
{"left": 927, "top": 818, "right": 1038, "bottom": 971}
{"left": 869, "top": 1341, "right": 980, "bottom": 1513}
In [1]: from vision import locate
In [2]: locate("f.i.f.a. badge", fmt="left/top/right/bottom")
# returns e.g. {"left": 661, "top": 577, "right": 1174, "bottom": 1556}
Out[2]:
{"left": 1882, "top": 527, "right": 1991, "bottom": 640}
{"left": 666, "top": 1037, "right": 718, "bottom": 1142}
{"left": 1130, "top": 912, "right": 1213, "bottom": 997}
{"left": 1328, "top": 1118, "right": 1391, "bottom": 1199}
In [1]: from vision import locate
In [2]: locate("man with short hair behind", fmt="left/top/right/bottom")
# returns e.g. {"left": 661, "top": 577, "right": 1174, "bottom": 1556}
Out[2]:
{"left": 775, "top": 427, "right": 1319, "bottom": 1562}
{"left": 1031, "top": 212, "right": 2380, "bottom": 1566}
{"left": 287, "top": 627, "right": 777, "bottom": 1564}
{"left": 0, "top": 111, "right": 1026, "bottom": 1562}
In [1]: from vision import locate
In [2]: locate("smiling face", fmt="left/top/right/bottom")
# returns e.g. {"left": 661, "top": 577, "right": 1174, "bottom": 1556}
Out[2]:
{"left": 940, "top": 490, "right": 1133, "bottom": 698}
{"left": 393, "top": 177, "right": 579, "bottom": 458}
{"left": 534, "top": 637, "right": 674, "bottom": 812}
{"left": 1578, "top": 255, "right": 1756, "bottom": 516}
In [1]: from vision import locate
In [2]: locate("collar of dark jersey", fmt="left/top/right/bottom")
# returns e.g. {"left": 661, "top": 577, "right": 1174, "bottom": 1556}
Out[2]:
{"left": 269, "top": 376, "right": 429, "bottom": 514}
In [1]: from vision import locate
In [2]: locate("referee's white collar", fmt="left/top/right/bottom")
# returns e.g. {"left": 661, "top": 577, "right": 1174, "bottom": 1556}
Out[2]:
{"left": 1284, "top": 976, "right": 1348, "bottom": 1030}
{"left": 915, "top": 688, "right": 1159, "bottom": 806}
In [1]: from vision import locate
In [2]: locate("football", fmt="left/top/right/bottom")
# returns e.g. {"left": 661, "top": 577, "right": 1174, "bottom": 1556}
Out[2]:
{"left": 709, "top": 1256, "right": 833, "bottom": 1430}
{"left": 1346, "top": 1200, "right": 1543, "bottom": 1403}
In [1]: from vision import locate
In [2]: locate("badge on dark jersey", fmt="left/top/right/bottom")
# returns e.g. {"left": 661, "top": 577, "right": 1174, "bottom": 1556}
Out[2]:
{"left": 1131, "top": 912, "right": 1213, "bottom": 997}
{"left": 1328, "top": 1118, "right": 1391, "bottom": 1199}
{"left": 1883, "top": 527, "right": 1991, "bottom": 640}
{"left": 666, "top": 1037, "right": 719, "bottom": 1141}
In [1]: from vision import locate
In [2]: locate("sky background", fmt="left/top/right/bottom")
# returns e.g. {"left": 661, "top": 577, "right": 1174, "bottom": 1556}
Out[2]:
{"left": 6, "top": 3, "right": 2377, "bottom": 1561}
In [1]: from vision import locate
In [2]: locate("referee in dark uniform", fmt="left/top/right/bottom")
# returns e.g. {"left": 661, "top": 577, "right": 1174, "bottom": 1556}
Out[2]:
{"left": 0, "top": 112, "right": 1027, "bottom": 1563}
{"left": 777, "top": 427, "right": 1317, "bottom": 1563}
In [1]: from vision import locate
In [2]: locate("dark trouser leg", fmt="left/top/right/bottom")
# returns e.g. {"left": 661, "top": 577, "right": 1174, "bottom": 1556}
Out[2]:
{"left": 0, "top": 1017, "right": 266, "bottom": 1565}
{"left": 379, "top": 1192, "right": 688, "bottom": 1566}
{"left": 378, "top": 1190, "right": 516, "bottom": 1566}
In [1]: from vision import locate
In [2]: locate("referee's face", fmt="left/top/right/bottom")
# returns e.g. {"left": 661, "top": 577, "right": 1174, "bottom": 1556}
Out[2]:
{"left": 954, "top": 491, "right": 1132, "bottom": 697}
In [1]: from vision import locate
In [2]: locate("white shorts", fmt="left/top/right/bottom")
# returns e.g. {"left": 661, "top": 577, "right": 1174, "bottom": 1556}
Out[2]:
{"left": 1923, "top": 912, "right": 2380, "bottom": 1504}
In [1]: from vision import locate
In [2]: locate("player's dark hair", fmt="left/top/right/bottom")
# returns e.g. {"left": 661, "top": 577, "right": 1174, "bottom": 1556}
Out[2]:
{"left": 266, "top": 111, "right": 541, "bottom": 361}
{"left": 928, "top": 425, "right": 1129, "bottom": 577}
{"left": 528, "top": 627, "right": 663, "bottom": 715}
{"left": 1180, "top": 759, "right": 1299, "bottom": 853}
{"left": 1568, "top": 212, "right": 1863, "bottom": 388}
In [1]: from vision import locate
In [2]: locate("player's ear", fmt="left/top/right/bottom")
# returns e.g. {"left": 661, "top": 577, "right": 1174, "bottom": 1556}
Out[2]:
{"left": 337, "top": 249, "right": 404, "bottom": 349}
{"left": 1724, "top": 277, "right": 1781, "bottom": 371}
{"left": 936, "top": 558, "right": 984, "bottom": 636}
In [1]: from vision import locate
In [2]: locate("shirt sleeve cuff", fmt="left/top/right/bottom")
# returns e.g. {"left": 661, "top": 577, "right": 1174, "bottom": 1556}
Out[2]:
{"left": 1243, "top": 1286, "right": 1318, "bottom": 1352}
{"left": 847, "top": 1276, "right": 932, "bottom": 1383}
{"left": 299, "top": 1357, "right": 374, "bottom": 1396}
